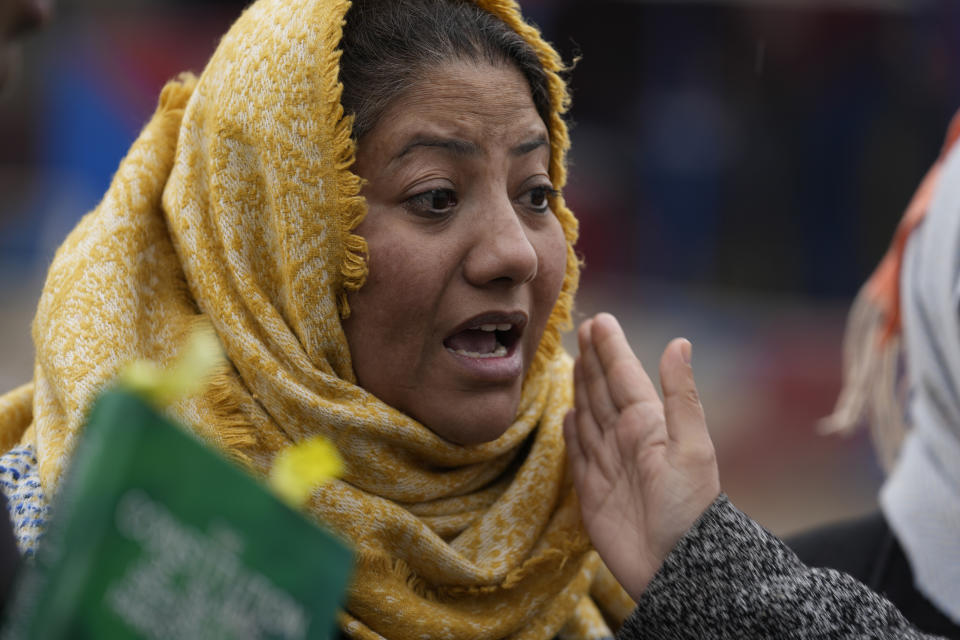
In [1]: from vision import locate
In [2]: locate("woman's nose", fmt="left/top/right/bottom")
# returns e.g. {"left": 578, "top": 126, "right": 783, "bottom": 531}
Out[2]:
{"left": 463, "top": 198, "right": 539, "bottom": 288}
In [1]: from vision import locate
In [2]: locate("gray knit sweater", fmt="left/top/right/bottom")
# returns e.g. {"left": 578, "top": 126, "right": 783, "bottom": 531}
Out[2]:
{"left": 617, "top": 495, "right": 947, "bottom": 640}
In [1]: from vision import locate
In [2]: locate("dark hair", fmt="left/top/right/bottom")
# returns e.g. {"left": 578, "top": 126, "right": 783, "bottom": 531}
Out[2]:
{"left": 338, "top": 0, "right": 552, "bottom": 141}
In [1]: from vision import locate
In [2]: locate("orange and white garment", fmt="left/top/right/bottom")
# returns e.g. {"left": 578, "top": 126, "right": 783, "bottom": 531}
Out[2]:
{"left": 0, "top": 1, "right": 633, "bottom": 638}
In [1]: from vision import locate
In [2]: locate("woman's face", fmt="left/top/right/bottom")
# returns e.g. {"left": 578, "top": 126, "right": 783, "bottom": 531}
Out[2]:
{"left": 343, "top": 60, "right": 567, "bottom": 446}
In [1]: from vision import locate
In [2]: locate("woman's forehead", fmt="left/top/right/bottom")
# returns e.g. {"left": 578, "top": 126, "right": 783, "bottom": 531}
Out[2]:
{"left": 359, "top": 62, "right": 548, "bottom": 160}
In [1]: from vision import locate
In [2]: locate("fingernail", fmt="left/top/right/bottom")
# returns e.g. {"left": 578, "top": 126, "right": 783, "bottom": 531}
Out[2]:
{"left": 680, "top": 339, "right": 692, "bottom": 364}
{"left": 595, "top": 312, "right": 617, "bottom": 328}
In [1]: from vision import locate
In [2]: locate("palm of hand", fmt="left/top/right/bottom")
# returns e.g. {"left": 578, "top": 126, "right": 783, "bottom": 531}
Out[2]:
{"left": 563, "top": 314, "right": 720, "bottom": 601}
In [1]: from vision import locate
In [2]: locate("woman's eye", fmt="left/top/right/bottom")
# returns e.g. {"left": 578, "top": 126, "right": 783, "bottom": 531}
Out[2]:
{"left": 405, "top": 189, "right": 459, "bottom": 217}
{"left": 521, "top": 185, "right": 558, "bottom": 213}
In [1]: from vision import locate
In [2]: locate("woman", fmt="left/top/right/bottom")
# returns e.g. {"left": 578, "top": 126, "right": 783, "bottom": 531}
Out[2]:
{"left": 0, "top": 0, "right": 632, "bottom": 638}
{"left": 0, "top": 0, "right": 944, "bottom": 637}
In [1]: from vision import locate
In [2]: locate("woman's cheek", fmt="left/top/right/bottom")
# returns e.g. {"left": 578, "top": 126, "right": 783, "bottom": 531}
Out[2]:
{"left": 540, "top": 219, "right": 569, "bottom": 300}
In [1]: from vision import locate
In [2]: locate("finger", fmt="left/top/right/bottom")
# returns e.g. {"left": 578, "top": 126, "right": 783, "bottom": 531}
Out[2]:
{"left": 578, "top": 318, "right": 619, "bottom": 428}
{"left": 563, "top": 408, "right": 581, "bottom": 458}
{"left": 562, "top": 409, "right": 585, "bottom": 482}
{"left": 573, "top": 356, "right": 605, "bottom": 459}
{"left": 659, "top": 338, "right": 709, "bottom": 448}
{"left": 590, "top": 313, "right": 660, "bottom": 410}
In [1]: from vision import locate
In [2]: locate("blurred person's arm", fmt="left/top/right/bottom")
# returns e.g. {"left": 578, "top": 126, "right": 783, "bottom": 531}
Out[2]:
{"left": 565, "top": 313, "right": 946, "bottom": 640}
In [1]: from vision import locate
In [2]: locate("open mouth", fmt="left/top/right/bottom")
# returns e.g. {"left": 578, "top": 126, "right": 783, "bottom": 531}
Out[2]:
{"left": 443, "top": 314, "right": 525, "bottom": 359}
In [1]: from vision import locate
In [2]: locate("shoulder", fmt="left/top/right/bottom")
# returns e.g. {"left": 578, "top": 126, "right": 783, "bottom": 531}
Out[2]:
{"left": 786, "top": 510, "right": 889, "bottom": 585}
{"left": 788, "top": 512, "right": 960, "bottom": 638}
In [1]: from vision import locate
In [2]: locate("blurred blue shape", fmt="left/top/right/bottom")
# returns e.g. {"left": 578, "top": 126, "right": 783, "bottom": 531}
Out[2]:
{"left": 41, "top": 52, "right": 139, "bottom": 210}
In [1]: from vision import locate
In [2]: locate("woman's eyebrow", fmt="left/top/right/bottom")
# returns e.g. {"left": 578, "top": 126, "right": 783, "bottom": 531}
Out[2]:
{"left": 390, "top": 133, "right": 549, "bottom": 165}
{"left": 510, "top": 135, "right": 549, "bottom": 156}
{"left": 392, "top": 137, "right": 479, "bottom": 163}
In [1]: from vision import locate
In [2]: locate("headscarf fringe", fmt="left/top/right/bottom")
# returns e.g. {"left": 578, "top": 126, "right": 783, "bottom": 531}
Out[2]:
{"left": 0, "top": 383, "right": 34, "bottom": 452}
{"left": 867, "top": 339, "right": 907, "bottom": 472}
{"left": 355, "top": 533, "right": 588, "bottom": 603}
{"left": 201, "top": 370, "right": 259, "bottom": 467}
{"left": 819, "top": 286, "right": 906, "bottom": 472}
{"left": 175, "top": 315, "right": 259, "bottom": 468}
{"left": 157, "top": 72, "right": 198, "bottom": 127}
{"left": 322, "top": 10, "right": 369, "bottom": 319}
{"left": 354, "top": 553, "right": 442, "bottom": 603}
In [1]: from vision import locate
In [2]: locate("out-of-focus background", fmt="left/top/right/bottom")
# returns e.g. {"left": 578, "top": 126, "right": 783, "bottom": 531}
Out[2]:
{"left": 1, "top": 0, "right": 958, "bottom": 536}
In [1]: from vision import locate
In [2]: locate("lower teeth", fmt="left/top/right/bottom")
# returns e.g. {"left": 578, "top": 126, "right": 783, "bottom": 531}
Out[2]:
{"left": 448, "top": 343, "right": 508, "bottom": 358}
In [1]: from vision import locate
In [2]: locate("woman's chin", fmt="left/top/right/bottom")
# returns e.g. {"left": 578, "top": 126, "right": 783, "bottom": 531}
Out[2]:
{"left": 439, "top": 424, "right": 511, "bottom": 447}
{"left": 418, "top": 401, "right": 518, "bottom": 447}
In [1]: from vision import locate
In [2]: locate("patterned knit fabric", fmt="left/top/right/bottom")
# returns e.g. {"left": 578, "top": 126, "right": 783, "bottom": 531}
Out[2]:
{"left": 620, "top": 495, "right": 943, "bottom": 640}
{"left": 0, "top": 444, "right": 47, "bottom": 555}
{"left": 0, "top": 1, "right": 634, "bottom": 638}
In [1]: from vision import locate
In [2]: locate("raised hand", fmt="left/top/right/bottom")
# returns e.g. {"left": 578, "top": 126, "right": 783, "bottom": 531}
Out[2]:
{"left": 563, "top": 313, "right": 721, "bottom": 601}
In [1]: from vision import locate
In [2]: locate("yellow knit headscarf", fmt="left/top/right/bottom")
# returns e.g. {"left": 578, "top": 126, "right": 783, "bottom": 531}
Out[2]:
{"left": 0, "top": 1, "right": 634, "bottom": 638}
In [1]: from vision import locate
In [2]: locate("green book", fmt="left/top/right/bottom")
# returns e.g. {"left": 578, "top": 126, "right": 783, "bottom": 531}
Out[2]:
{"left": 2, "top": 389, "right": 352, "bottom": 640}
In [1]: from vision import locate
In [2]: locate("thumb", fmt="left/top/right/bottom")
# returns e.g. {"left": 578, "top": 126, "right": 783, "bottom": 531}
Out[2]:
{"left": 659, "top": 338, "right": 708, "bottom": 447}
